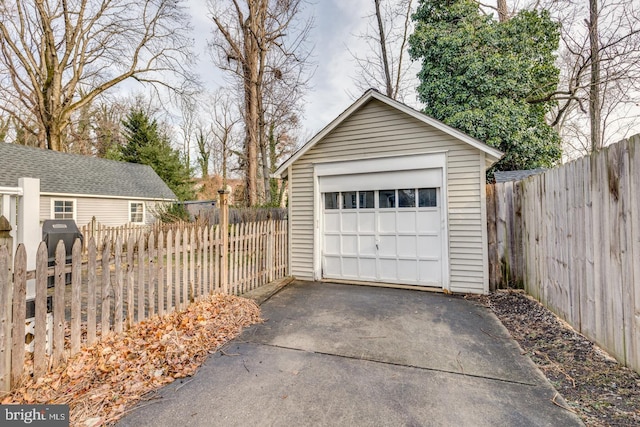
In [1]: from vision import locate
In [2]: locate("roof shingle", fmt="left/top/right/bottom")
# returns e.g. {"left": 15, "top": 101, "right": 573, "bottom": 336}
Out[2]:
{"left": 493, "top": 168, "right": 546, "bottom": 183}
{"left": 0, "top": 143, "right": 176, "bottom": 200}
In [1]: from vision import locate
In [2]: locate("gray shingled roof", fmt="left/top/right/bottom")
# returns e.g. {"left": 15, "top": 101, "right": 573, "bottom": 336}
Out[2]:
{"left": 494, "top": 168, "right": 546, "bottom": 183}
{"left": 0, "top": 143, "right": 176, "bottom": 200}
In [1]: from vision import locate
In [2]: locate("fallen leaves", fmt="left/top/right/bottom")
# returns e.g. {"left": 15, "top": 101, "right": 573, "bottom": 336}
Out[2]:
{"left": 2, "top": 294, "right": 262, "bottom": 426}
{"left": 484, "top": 290, "right": 640, "bottom": 427}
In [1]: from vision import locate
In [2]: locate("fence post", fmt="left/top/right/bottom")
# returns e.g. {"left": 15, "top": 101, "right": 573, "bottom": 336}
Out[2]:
{"left": 218, "top": 189, "right": 229, "bottom": 294}
{"left": 267, "top": 219, "right": 275, "bottom": 282}
{"left": 0, "top": 217, "right": 12, "bottom": 272}
{"left": 0, "top": 245, "right": 11, "bottom": 393}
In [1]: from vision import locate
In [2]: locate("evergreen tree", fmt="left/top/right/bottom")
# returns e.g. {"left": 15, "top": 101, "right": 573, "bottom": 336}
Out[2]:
{"left": 119, "top": 108, "right": 194, "bottom": 201}
{"left": 409, "top": 0, "right": 562, "bottom": 175}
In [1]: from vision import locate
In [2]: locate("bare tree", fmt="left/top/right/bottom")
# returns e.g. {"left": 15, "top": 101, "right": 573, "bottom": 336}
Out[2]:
{"left": 208, "top": 0, "right": 312, "bottom": 206}
{"left": 206, "top": 89, "right": 241, "bottom": 188}
{"left": 195, "top": 128, "right": 211, "bottom": 179}
{"left": 0, "top": 0, "right": 195, "bottom": 151}
{"left": 531, "top": 0, "right": 640, "bottom": 154}
{"left": 261, "top": 78, "right": 303, "bottom": 206}
{"left": 351, "top": 0, "right": 416, "bottom": 101}
{"left": 179, "top": 96, "right": 199, "bottom": 169}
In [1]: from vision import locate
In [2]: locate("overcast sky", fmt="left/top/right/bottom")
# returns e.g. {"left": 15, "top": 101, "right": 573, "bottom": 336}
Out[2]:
{"left": 186, "top": 1, "right": 640, "bottom": 153}
{"left": 187, "top": 0, "right": 418, "bottom": 139}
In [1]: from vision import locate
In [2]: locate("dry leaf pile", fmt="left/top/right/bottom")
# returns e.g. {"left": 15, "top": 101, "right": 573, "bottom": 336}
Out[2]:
{"left": 2, "top": 294, "right": 262, "bottom": 426}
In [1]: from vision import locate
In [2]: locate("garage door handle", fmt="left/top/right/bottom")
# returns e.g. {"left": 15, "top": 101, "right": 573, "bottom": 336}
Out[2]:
{"left": 376, "top": 243, "right": 379, "bottom": 250}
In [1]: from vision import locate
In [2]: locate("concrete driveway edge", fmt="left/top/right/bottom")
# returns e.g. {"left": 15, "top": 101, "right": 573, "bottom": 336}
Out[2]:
{"left": 241, "top": 276, "right": 295, "bottom": 305}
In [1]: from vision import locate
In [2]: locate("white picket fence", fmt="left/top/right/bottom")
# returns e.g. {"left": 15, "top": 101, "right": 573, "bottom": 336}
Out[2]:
{"left": 0, "top": 218, "right": 288, "bottom": 392}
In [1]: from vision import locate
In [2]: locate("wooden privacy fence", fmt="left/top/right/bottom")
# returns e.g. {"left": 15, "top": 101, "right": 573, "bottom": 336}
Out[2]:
{"left": 487, "top": 134, "right": 640, "bottom": 374}
{"left": 0, "top": 218, "right": 288, "bottom": 393}
{"left": 486, "top": 181, "right": 525, "bottom": 289}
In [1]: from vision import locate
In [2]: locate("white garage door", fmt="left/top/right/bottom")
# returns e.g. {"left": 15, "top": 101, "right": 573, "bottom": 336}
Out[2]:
{"left": 321, "top": 180, "right": 443, "bottom": 287}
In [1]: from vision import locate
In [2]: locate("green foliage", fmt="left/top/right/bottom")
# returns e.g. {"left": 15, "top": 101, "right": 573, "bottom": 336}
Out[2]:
{"left": 119, "top": 108, "right": 195, "bottom": 201}
{"left": 409, "top": 1, "right": 562, "bottom": 174}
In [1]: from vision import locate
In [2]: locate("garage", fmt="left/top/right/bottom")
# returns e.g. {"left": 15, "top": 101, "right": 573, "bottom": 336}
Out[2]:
{"left": 317, "top": 154, "right": 446, "bottom": 287}
{"left": 274, "top": 89, "right": 503, "bottom": 294}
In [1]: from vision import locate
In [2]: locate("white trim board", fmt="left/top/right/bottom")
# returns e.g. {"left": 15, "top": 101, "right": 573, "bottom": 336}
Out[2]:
{"left": 41, "top": 192, "right": 176, "bottom": 202}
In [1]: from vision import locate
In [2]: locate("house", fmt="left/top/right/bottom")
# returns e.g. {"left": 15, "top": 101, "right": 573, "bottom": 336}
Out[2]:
{"left": 0, "top": 143, "right": 176, "bottom": 228}
{"left": 273, "top": 89, "right": 503, "bottom": 294}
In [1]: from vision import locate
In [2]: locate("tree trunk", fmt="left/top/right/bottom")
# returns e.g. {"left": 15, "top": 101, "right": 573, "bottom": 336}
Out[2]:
{"left": 260, "top": 138, "right": 271, "bottom": 205}
{"left": 242, "top": 0, "right": 270, "bottom": 207}
{"left": 589, "top": 0, "right": 602, "bottom": 152}
{"left": 46, "top": 122, "right": 64, "bottom": 151}
{"left": 497, "top": 0, "right": 508, "bottom": 22}
{"left": 244, "top": 43, "right": 260, "bottom": 206}
{"left": 375, "top": 0, "right": 393, "bottom": 98}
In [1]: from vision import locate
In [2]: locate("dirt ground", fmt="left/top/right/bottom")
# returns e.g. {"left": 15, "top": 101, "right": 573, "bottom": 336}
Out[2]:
{"left": 475, "top": 290, "right": 640, "bottom": 427}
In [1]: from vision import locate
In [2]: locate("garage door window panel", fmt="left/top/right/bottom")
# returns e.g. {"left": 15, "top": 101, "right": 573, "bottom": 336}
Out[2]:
{"left": 359, "top": 191, "right": 374, "bottom": 209}
{"left": 343, "top": 191, "right": 357, "bottom": 209}
{"left": 379, "top": 190, "right": 396, "bottom": 208}
{"left": 398, "top": 189, "right": 416, "bottom": 207}
{"left": 419, "top": 188, "right": 437, "bottom": 207}
{"left": 325, "top": 192, "right": 339, "bottom": 209}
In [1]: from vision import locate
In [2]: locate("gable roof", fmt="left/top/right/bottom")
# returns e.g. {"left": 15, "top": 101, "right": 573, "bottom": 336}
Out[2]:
{"left": 0, "top": 143, "right": 176, "bottom": 201}
{"left": 274, "top": 89, "right": 503, "bottom": 178}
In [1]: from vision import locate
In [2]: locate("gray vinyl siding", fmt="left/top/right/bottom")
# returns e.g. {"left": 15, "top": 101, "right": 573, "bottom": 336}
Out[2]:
{"left": 39, "top": 195, "right": 163, "bottom": 227}
{"left": 289, "top": 99, "right": 487, "bottom": 292}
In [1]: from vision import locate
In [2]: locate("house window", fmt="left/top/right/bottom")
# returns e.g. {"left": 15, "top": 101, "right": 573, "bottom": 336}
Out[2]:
{"left": 52, "top": 199, "right": 75, "bottom": 219}
{"left": 129, "top": 202, "right": 145, "bottom": 224}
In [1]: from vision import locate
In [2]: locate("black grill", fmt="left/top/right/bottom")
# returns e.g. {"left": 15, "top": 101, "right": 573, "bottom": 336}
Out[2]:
{"left": 42, "top": 219, "right": 83, "bottom": 286}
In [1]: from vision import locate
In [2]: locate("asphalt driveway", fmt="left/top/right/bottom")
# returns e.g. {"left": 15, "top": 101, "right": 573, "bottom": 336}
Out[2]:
{"left": 118, "top": 281, "right": 583, "bottom": 426}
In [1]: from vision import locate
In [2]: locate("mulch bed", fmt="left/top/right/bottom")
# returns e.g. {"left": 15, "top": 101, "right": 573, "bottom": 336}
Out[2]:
{"left": 474, "top": 290, "right": 640, "bottom": 427}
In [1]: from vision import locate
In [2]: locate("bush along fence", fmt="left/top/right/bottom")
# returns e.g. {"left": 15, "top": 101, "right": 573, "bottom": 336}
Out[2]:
{"left": 486, "top": 134, "right": 640, "bottom": 374}
{"left": 0, "top": 193, "right": 288, "bottom": 392}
